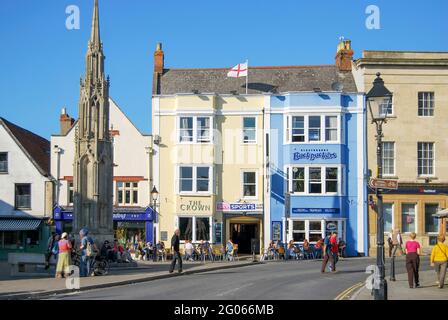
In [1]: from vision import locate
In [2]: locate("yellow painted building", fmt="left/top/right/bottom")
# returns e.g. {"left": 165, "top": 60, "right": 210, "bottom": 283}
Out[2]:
{"left": 353, "top": 51, "right": 448, "bottom": 255}
{"left": 151, "top": 44, "right": 266, "bottom": 253}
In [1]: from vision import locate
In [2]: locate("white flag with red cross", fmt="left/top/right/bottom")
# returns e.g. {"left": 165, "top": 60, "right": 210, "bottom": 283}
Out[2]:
{"left": 227, "top": 62, "right": 248, "bottom": 78}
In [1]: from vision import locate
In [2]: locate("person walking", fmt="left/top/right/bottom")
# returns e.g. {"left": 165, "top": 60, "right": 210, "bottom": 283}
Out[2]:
{"left": 45, "top": 232, "right": 56, "bottom": 270}
{"left": 321, "top": 233, "right": 334, "bottom": 273}
{"left": 55, "top": 233, "right": 72, "bottom": 279}
{"left": 169, "top": 229, "right": 183, "bottom": 274}
{"left": 404, "top": 232, "right": 421, "bottom": 288}
{"left": 391, "top": 229, "right": 404, "bottom": 257}
{"left": 79, "top": 228, "right": 97, "bottom": 277}
{"left": 430, "top": 235, "right": 448, "bottom": 289}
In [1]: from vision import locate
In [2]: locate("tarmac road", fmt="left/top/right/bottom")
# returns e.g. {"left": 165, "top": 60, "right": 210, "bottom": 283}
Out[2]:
{"left": 52, "top": 256, "right": 431, "bottom": 300}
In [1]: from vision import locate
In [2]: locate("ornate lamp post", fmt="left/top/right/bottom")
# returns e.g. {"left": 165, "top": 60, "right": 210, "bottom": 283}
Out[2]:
{"left": 151, "top": 186, "right": 159, "bottom": 262}
{"left": 366, "top": 72, "right": 393, "bottom": 301}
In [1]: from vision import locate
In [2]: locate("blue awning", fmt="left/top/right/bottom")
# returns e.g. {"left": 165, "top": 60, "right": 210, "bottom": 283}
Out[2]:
{"left": 0, "top": 219, "right": 42, "bottom": 231}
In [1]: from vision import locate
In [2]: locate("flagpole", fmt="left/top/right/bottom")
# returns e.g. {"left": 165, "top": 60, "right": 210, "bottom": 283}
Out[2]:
{"left": 246, "top": 59, "right": 249, "bottom": 95}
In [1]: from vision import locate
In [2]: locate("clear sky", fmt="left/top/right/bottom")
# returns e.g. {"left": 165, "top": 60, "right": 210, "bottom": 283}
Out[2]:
{"left": 1, "top": 0, "right": 447, "bottom": 139}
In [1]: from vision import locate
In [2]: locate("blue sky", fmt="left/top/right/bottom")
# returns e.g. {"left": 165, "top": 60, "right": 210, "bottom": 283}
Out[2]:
{"left": 1, "top": 0, "right": 447, "bottom": 139}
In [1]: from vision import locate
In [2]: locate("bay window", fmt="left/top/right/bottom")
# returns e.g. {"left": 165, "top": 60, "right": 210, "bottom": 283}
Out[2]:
{"left": 286, "top": 115, "right": 340, "bottom": 143}
{"left": 288, "top": 166, "right": 341, "bottom": 195}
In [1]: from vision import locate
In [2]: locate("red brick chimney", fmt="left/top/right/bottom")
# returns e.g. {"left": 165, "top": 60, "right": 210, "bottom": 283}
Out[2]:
{"left": 154, "top": 42, "right": 164, "bottom": 74}
{"left": 335, "top": 39, "right": 354, "bottom": 72}
{"left": 60, "top": 107, "right": 75, "bottom": 135}
{"left": 153, "top": 42, "right": 165, "bottom": 95}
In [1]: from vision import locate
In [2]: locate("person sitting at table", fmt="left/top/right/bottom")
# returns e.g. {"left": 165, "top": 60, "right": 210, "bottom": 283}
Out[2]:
{"left": 268, "top": 240, "right": 276, "bottom": 259}
{"left": 314, "top": 238, "right": 324, "bottom": 259}
{"left": 303, "top": 239, "right": 314, "bottom": 258}
{"left": 286, "top": 240, "right": 296, "bottom": 260}
{"left": 184, "top": 240, "right": 194, "bottom": 261}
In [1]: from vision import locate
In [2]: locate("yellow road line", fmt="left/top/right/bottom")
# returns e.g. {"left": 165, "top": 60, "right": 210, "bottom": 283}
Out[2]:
{"left": 335, "top": 282, "right": 364, "bottom": 300}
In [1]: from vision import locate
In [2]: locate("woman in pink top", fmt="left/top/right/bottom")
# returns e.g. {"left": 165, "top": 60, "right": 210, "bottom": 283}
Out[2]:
{"left": 56, "top": 232, "right": 73, "bottom": 279}
{"left": 405, "top": 232, "right": 422, "bottom": 289}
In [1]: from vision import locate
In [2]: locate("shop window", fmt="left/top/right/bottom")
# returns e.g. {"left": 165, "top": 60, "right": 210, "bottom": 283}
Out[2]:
{"left": 402, "top": 204, "right": 416, "bottom": 233}
{"left": 309, "top": 221, "right": 323, "bottom": 242}
{"left": 243, "top": 171, "right": 256, "bottom": 198}
{"left": 196, "top": 217, "right": 210, "bottom": 241}
{"left": 242, "top": 117, "right": 256, "bottom": 143}
{"left": 309, "top": 168, "right": 322, "bottom": 194}
{"left": 0, "top": 152, "right": 7, "bottom": 173}
{"left": 117, "top": 182, "right": 139, "bottom": 206}
{"left": 15, "top": 184, "right": 31, "bottom": 209}
{"left": 383, "top": 203, "right": 393, "bottom": 233}
{"left": 1, "top": 231, "right": 23, "bottom": 249}
{"left": 292, "top": 221, "right": 305, "bottom": 242}
{"left": 179, "top": 217, "right": 211, "bottom": 242}
{"left": 26, "top": 230, "right": 40, "bottom": 246}
{"left": 179, "top": 217, "right": 193, "bottom": 241}
{"left": 425, "top": 204, "right": 439, "bottom": 233}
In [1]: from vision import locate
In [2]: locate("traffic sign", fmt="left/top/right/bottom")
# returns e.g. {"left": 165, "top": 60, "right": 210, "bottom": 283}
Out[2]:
{"left": 369, "top": 178, "right": 398, "bottom": 190}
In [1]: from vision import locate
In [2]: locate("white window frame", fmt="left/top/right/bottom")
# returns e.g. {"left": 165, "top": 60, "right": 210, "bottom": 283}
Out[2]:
{"left": 382, "top": 142, "right": 396, "bottom": 177}
{"left": 417, "top": 142, "right": 435, "bottom": 177}
{"left": 401, "top": 203, "right": 417, "bottom": 234}
{"left": 241, "top": 170, "right": 258, "bottom": 199}
{"left": 116, "top": 181, "right": 139, "bottom": 206}
{"left": 177, "top": 165, "right": 213, "bottom": 195}
{"left": 418, "top": 92, "right": 434, "bottom": 117}
{"left": 176, "top": 216, "right": 213, "bottom": 243}
{"left": 177, "top": 116, "right": 213, "bottom": 144}
{"left": 285, "top": 114, "right": 341, "bottom": 144}
{"left": 383, "top": 202, "right": 394, "bottom": 234}
{"left": 0, "top": 152, "right": 8, "bottom": 173}
{"left": 286, "top": 165, "right": 342, "bottom": 196}
{"left": 68, "top": 182, "right": 74, "bottom": 206}
{"left": 242, "top": 117, "right": 257, "bottom": 144}
{"left": 289, "top": 219, "right": 347, "bottom": 244}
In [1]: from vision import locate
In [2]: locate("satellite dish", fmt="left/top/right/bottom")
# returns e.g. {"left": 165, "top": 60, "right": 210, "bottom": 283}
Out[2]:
{"left": 331, "top": 81, "right": 344, "bottom": 92}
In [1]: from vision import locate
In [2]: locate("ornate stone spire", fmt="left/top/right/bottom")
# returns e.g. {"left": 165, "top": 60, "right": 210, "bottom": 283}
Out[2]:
{"left": 73, "top": 0, "right": 114, "bottom": 244}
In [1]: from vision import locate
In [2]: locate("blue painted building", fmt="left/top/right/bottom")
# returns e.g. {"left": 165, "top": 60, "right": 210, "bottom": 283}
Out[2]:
{"left": 266, "top": 90, "right": 367, "bottom": 257}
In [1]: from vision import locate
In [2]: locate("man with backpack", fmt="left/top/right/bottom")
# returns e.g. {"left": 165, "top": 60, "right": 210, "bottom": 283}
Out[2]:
{"left": 79, "top": 228, "right": 98, "bottom": 277}
{"left": 321, "top": 232, "right": 339, "bottom": 273}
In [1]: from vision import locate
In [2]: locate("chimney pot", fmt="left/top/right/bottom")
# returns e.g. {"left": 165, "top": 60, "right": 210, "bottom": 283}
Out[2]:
{"left": 335, "top": 39, "right": 354, "bottom": 72}
{"left": 60, "top": 108, "right": 75, "bottom": 135}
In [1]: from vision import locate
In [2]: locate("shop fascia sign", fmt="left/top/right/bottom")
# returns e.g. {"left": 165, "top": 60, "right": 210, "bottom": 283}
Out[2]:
{"left": 216, "top": 202, "right": 263, "bottom": 212}
{"left": 293, "top": 149, "right": 338, "bottom": 162}
{"left": 292, "top": 208, "right": 340, "bottom": 214}
{"left": 180, "top": 200, "right": 212, "bottom": 212}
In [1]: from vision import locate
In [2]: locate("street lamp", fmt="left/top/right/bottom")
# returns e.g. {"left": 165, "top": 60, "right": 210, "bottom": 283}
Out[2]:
{"left": 366, "top": 72, "right": 393, "bottom": 301}
{"left": 151, "top": 186, "right": 159, "bottom": 262}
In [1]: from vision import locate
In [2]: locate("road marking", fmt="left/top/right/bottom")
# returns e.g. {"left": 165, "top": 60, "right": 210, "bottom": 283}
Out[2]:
{"left": 334, "top": 282, "right": 364, "bottom": 300}
{"left": 216, "top": 283, "right": 254, "bottom": 297}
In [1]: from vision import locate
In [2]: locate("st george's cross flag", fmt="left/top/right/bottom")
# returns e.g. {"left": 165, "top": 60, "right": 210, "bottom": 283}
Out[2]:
{"left": 227, "top": 62, "right": 248, "bottom": 78}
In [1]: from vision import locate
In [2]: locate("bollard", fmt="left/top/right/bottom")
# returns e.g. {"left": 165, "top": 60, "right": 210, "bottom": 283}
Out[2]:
{"left": 390, "top": 255, "right": 396, "bottom": 281}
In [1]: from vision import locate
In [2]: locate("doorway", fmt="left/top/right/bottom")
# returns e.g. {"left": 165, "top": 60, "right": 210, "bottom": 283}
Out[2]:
{"left": 230, "top": 223, "right": 259, "bottom": 254}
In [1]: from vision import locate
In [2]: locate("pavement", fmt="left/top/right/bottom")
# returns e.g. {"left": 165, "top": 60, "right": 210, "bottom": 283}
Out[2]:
{"left": 350, "top": 269, "right": 448, "bottom": 300}
{"left": 0, "top": 258, "right": 260, "bottom": 300}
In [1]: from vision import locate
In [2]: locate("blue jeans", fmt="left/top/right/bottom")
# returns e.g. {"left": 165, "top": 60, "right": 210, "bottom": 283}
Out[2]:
{"left": 80, "top": 255, "right": 91, "bottom": 277}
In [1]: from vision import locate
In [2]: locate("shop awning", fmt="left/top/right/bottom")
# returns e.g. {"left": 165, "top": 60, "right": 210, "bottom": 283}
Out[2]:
{"left": 0, "top": 219, "right": 42, "bottom": 231}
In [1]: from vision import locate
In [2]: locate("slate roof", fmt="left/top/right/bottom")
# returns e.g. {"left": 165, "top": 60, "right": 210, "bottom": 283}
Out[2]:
{"left": 0, "top": 117, "right": 51, "bottom": 176}
{"left": 157, "top": 65, "right": 358, "bottom": 95}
